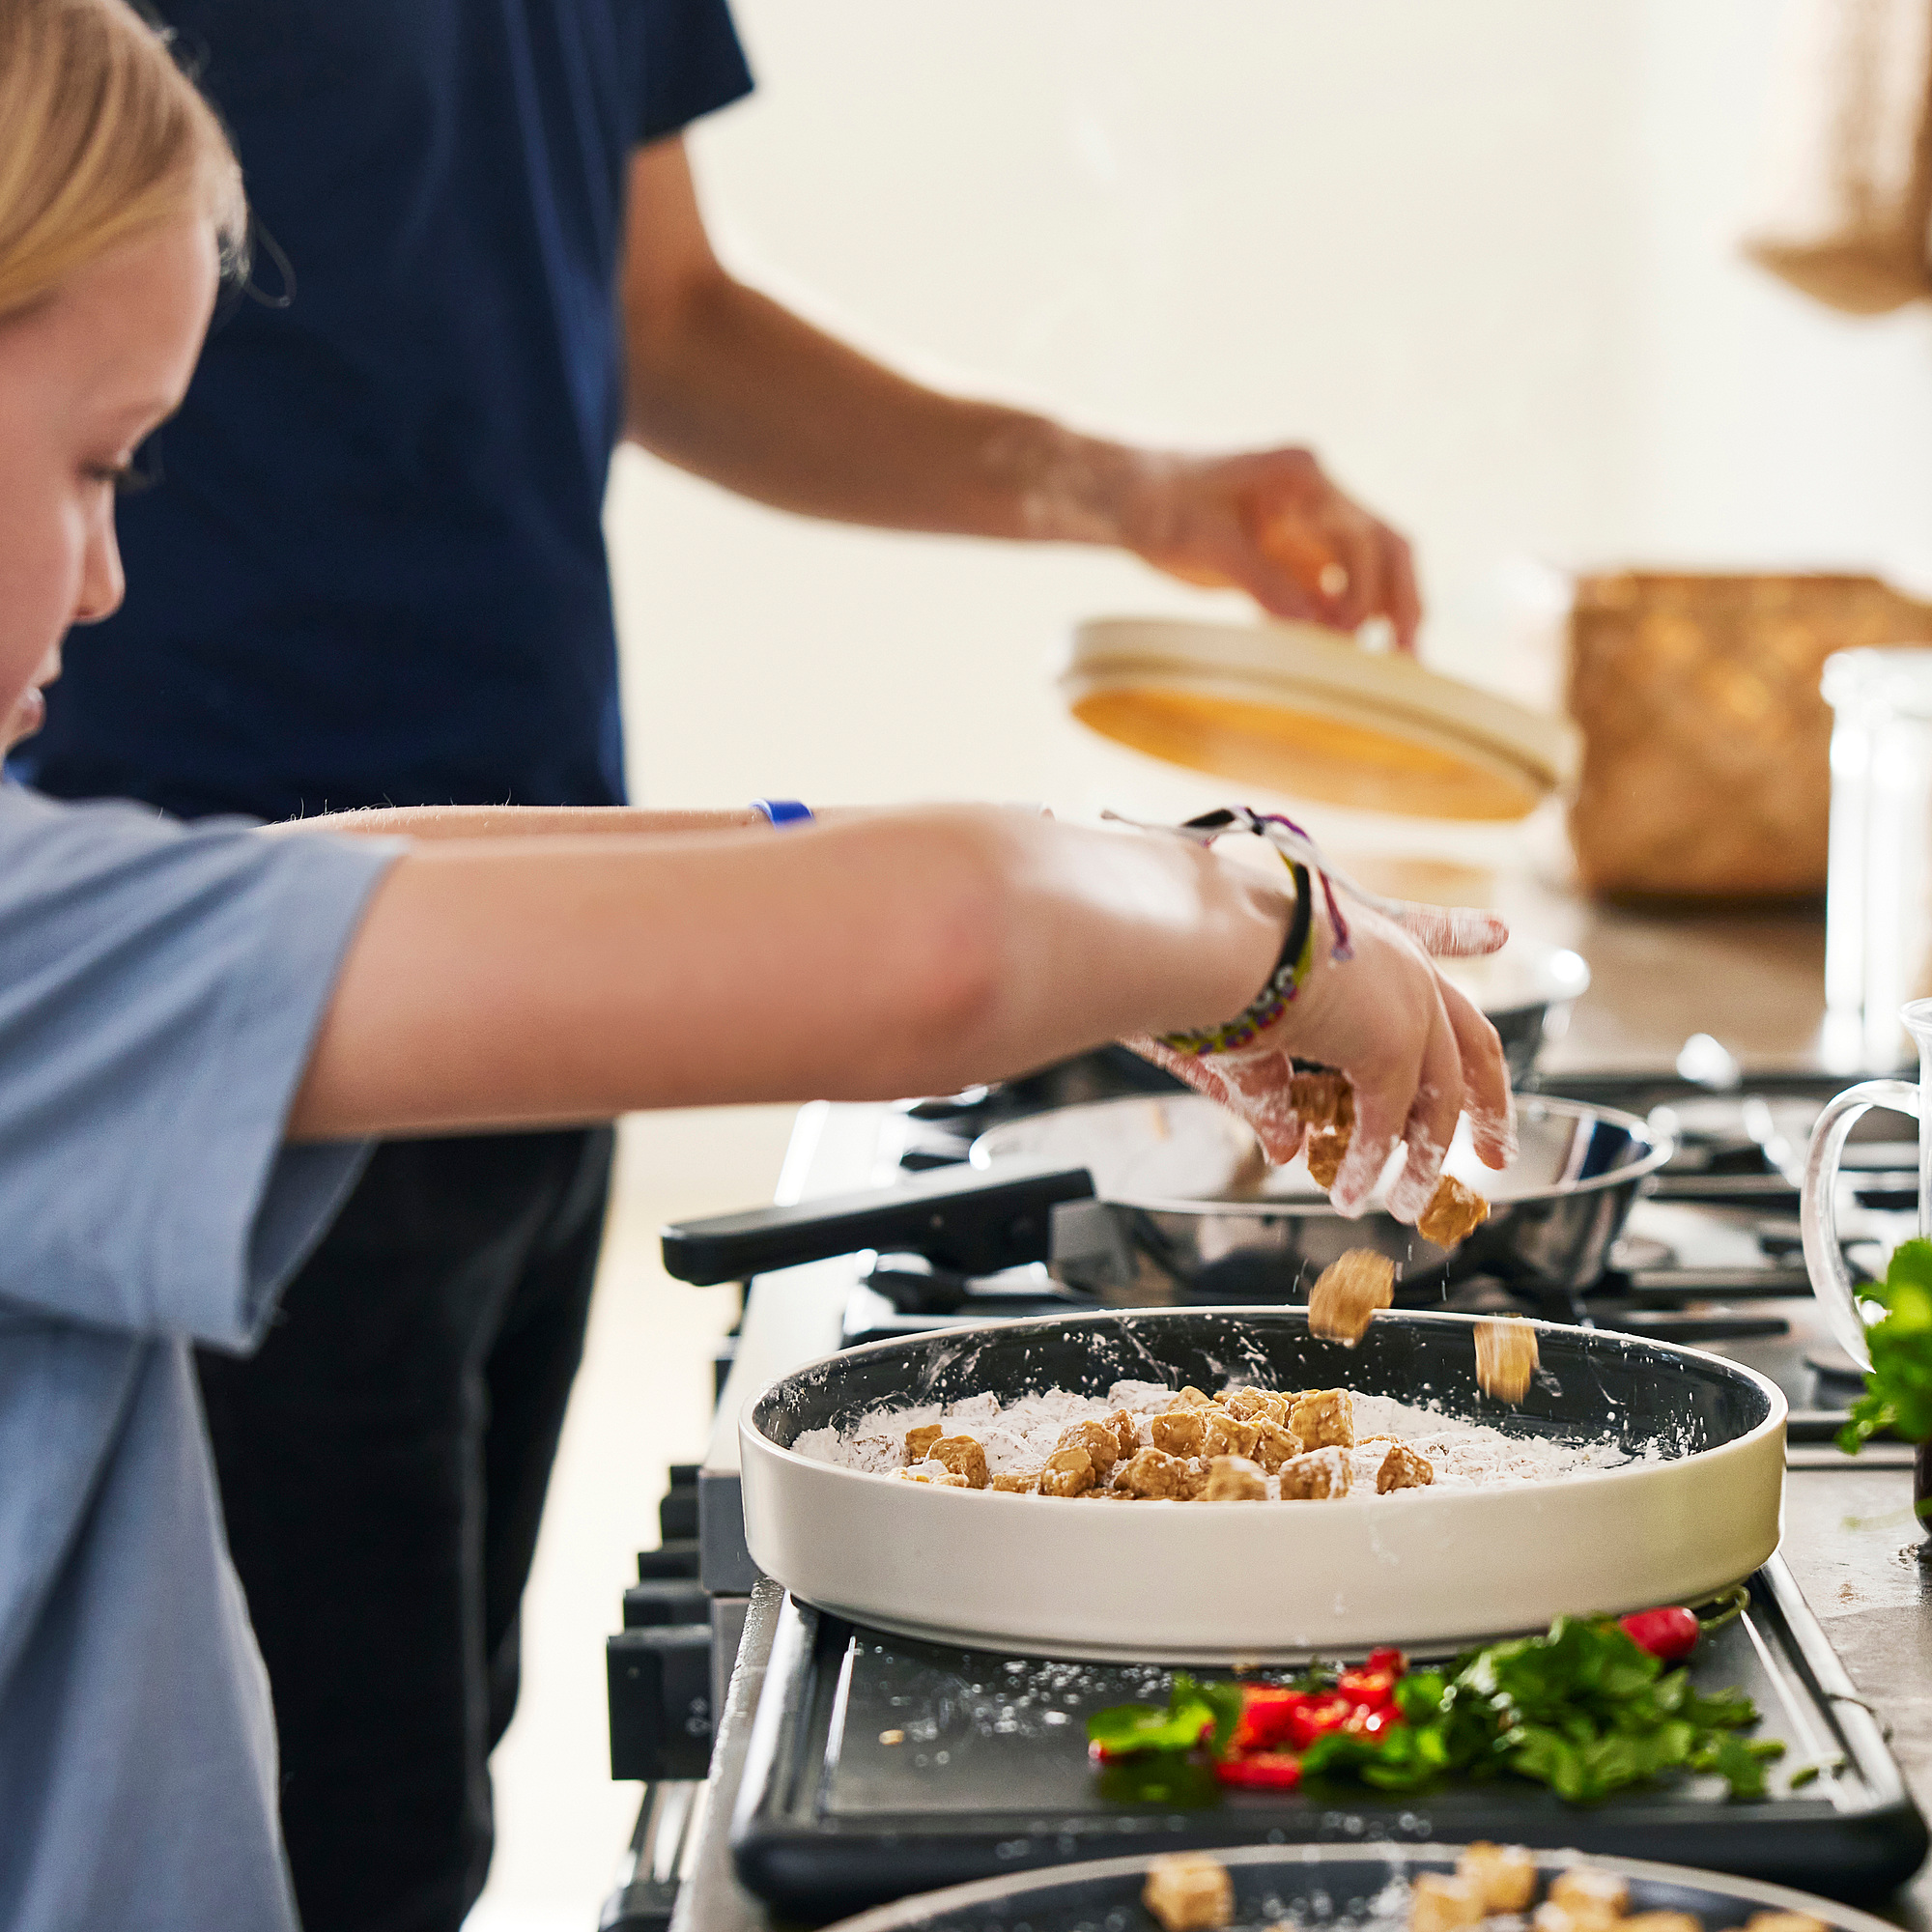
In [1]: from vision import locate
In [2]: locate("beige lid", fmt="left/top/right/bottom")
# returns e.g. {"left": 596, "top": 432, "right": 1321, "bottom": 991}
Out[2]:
{"left": 1061, "top": 616, "right": 1578, "bottom": 821}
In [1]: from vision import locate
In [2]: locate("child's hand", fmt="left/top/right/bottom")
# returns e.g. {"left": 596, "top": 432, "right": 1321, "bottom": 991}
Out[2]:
{"left": 1130, "top": 899, "right": 1513, "bottom": 1222}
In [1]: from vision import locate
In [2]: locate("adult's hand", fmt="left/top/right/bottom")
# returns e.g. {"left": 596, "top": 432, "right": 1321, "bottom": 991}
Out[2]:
{"left": 1122, "top": 446, "right": 1422, "bottom": 653}
{"left": 1129, "top": 896, "right": 1511, "bottom": 1221}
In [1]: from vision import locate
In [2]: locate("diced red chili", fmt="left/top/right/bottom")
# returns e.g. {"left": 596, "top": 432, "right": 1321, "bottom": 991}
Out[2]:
{"left": 1214, "top": 1748, "right": 1302, "bottom": 1789}
{"left": 1364, "top": 1647, "right": 1406, "bottom": 1676}
{"left": 1336, "top": 1667, "right": 1397, "bottom": 1708}
{"left": 1286, "top": 1692, "right": 1355, "bottom": 1750}
{"left": 1344, "top": 1701, "right": 1404, "bottom": 1740}
{"left": 1233, "top": 1686, "right": 1309, "bottom": 1751}
{"left": 1618, "top": 1606, "right": 1699, "bottom": 1662}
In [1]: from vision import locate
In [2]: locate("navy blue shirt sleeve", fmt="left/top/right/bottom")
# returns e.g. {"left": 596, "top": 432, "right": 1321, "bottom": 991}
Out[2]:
{"left": 639, "top": 0, "right": 753, "bottom": 145}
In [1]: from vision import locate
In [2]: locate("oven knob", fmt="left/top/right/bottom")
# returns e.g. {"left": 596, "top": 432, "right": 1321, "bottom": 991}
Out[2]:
{"left": 607, "top": 1624, "right": 714, "bottom": 1780}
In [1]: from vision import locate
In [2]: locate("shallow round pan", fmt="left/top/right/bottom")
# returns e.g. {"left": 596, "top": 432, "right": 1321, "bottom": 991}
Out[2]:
{"left": 824, "top": 1843, "right": 1892, "bottom": 1932}
{"left": 741, "top": 1307, "right": 1784, "bottom": 1663}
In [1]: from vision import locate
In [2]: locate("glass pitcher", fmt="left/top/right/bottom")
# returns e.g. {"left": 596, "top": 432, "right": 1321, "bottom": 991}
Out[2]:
{"left": 1802, "top": 997, "right": 1932, "bottom": 1368}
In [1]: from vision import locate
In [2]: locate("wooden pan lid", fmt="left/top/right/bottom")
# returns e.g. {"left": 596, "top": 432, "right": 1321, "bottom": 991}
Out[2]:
{"left": 1061, "top": 616, "right": 1578, "bottom": 822}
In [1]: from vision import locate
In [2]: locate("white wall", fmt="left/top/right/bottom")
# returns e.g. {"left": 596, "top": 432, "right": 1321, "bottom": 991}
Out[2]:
{"left": 606, "top": 0, "right": 1932, "bottom": 825}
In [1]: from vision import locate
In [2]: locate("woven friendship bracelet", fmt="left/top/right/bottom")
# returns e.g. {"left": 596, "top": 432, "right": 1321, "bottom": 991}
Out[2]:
{"left": 1151, "top": 807, "right": 1318, "bottom": 1057}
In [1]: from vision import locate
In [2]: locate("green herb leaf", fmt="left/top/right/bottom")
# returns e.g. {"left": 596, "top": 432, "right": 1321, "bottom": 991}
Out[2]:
{"left": 1085, "top": 1702, "right": 1211, "bottom": 1755}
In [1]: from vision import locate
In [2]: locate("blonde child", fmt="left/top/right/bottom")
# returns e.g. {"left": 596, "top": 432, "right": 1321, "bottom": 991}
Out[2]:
{"left": 0, "top": 3, "right": 1508, "bottom": 1924}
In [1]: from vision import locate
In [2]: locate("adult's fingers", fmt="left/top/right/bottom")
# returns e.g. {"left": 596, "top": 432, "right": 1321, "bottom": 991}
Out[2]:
{"left": 1214, "top": 1049, "right": 1310, "bottom": 1165}
{"left": 1328, "top": 1053, "right": 1411, "bottom": 1217}
{"left": 1384, "top": 1000, "right": 1464, "bottom": 1222}
{"left": 1321, "top": 510, "right": 1381, "bottom": 634}
{"left": 1382, "top": 527, "right": 1423, "bottom": 654}
{"left": 1438, "top": 978, "right": 1516, "bottom": 1169}
{"left": 1393, "top": 903, "right": 1509, "bottom": 958}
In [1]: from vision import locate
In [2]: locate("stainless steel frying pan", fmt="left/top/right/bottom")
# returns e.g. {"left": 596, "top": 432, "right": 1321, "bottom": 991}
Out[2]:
{"left": 972, "top": 1092, "right": 1671, "bottom": 1300}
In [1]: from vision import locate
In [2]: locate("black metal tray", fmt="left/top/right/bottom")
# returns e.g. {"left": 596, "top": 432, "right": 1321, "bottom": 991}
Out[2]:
{"left": 729, "top": 1558, "right": 1926, "bottom": 1924}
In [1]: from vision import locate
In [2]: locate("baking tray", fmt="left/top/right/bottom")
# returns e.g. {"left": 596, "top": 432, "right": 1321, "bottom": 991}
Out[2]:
{"left": 820, "top": 1843, "right": 1903, "bottom": 1932}
{"left": 729, "top": 1557, "right": 1925, "bottom": 1924}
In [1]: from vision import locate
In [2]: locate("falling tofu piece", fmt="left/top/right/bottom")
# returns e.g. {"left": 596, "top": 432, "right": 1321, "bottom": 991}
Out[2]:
{"left": 1142, "top": 1853, "right": 1234, "bottom": 1932}
{"left": 1201, "top": 1454, "right": 1266, "bottom": 1500}
{"left": 1411, "top": 1872, "right": 1485, "bottom": 1932}
{"left": 1418, "top": 1173, "right": 1491, "bottom": 1247}
{"left": 1457, "top": 1841, "right": 1536, "bottom": 1914}
{"left": 1307, "top": 1247, "right": 1396, "bottom": 1346}
{"left": 903, "top": 1424, "right": 942, "bottom": 1463}
{"left": 1290, "top": 1070, "right": 1354, "bottom": 1130}
{"left": 1474, "top": 1317, "right": 1539, "bottom": 1404}
{"left": 1377, "top": 1441, "right": 1435, "bottom": 1494}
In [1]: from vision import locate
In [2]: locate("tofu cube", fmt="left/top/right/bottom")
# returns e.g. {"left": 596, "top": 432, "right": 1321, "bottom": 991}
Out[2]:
{"left": 989, "top": 1468, "right": 1039, "bottom": 1493}
{"left": 1411, "top": 1873, "right": 1485, "bottom": 1932}
{"left": 1458, "top": 1842, "right": 1537, "bottom": 1915}
{"left": 1474, "top": 1318, "right": 1539, "bottom": 1405}
{"left": 1290, "top": 1387, "right": 1354, "bottom": 1449}
{"left": 1106, "top": 1407, "right": 1143, "bottom": 1458}
{"left": 1201, "top": 1455, "right": 1265, "bottom": 1500}
{"left": 928, "top": 1435, "right": 988, "bottom": 1490}
{"left": 1290, "top": 1071, "right": 1355, "bottom": 1131}
{"left": 1419, "top": 1173, "right": 1490, "bottom": 1247}
{"left": 1114, "top": 1447, "right": 1194, "bottom": 1499}
{"left": 903, "top": 1424, "right": 942, "bottom": 1464}
{"left": 1039, "top": 1446, "right": 1095, "bottom": 1497}
{"left": 1201, "top": 1408, "right": 1262, "bottom": 1459}
{"left": 1548, "top": 1868, "right": 1629, "bottom": 1924}
{"left": 1307, "top": 1248, "right": 1396, "bottom": 1347}
{"left": 1377, "top": 1442, "right": 1435, "bottom": 1493}
{"left": 892, "top": 1465, "right": 967, "bottom": 1487}
{"left": 1743, "top": 1916, "right": 1829, "bottom": 1932}
{"left": 1151, "top": 1408, "right": 1208, "bottom": 1458}
{"left": 1304, "top": 1126, "right": 1351, "bottom": 1190}
{"left": 1251, "top": 1419, "right": 1300, "bottom": 1472}
{"left": 1058, "top": 1418, "right": 1122, "bottom": 1474}
{"left": 1279, "top": 1446, "right": 1350, "bottom": 1500}
{"left": 1142, "top": 1854, "right": 1234, "bottom": 1932}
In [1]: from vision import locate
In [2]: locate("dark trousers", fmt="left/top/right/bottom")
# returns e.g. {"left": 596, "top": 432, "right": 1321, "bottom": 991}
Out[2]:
{"left": 197, "top": 1126, "right": 616, "bottom": 1932}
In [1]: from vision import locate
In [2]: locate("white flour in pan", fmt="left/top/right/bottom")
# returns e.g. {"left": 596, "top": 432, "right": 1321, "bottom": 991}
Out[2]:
{"left": 791, "top": 1380, "right": 1648, "bottom": 1497}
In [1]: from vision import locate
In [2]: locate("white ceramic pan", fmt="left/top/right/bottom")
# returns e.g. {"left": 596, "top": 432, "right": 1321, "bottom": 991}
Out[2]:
{"left": 739, "top": 1307, "right": 1785, "bottom": 1663}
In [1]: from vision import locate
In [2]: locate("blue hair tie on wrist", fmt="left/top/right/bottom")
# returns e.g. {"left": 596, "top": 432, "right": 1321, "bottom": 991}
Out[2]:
{"left": 751, "top": 799, "right": 813, "bottom": 827}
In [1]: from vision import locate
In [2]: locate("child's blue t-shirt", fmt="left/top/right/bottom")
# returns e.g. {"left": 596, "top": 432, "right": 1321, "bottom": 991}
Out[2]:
{"left": 0, "top": 786, "right": 399, "bottom": 1931}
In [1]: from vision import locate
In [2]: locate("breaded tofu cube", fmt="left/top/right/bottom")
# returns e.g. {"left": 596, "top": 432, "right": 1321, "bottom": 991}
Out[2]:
{"left": 1290, "top": 1071, "right": 1354, "bottom": 1131}
{"left": 1250, "top": 1419, "right": 1300, "bottom": 1473}
{"left": 1201, "top": 1408, "right": 1262, "bottom": 1459}
{"left": 1106, "top": 1407, "right": 1142, "bottom": 1458}
{"left": 1377, "top": 1441, "right": 1435, "bottom": 1494}
{"left": 1201, "top": 1455, "right": 1266, "bottom": 1500}
{"left": 1114, "top": 1447, "right": 1195, "bottom": 1499}
{"left": 892, "top": 1465, "right": 967, "bottom": 1487}
{"left": 1279, "top": 1446, "right": 1350, "bottom": 1500}
{"left": 1304, "top": 1127, "right": 1351, "bottom": 1190}
{"left": 928, "top": 1435, "right": 988, "bottom": 1489}
{"left": 1411, "top": 1872, "right": 1485, "bottom": 1932}
{"left": 1458, "top": 1841, "right": 1537, "bottom": 1914}
{"left": 1151, "top": 1408, "right": 1208, "bottom": 1458}
{"left": 1474, "top": 1318, "right": 1539, "bottom": 1405}
{"left": 989, "top": 1468, "right": 1039, "bottom": 1493}
{"left": 1143, "top": 1853, "right": 1234, "bottom": 1932}
{"left": 903, "top": 1424, "right": 942, "bottom": 1464}
{"left": 1039, "top": 1446, "right": 1096, "bottom": 1497}
{"left": 1290, "top": 1387, "right": 1353, "bottom": 1449}
{"left": 1058, "top": 1417, "right": 1122, "bottom": 1474}
{"left": 1175, "top": 1384, "right": 1213, "bottom": 1407}
{"left": 1308, "top": 1248, "right": 1395, "bottom": 1347}
{"left": 1619, "top": 1916, "right": 1702, "bottom": 1932}
{"left": 1741, "top": 1916, "right": 1828, "bottom": 1932}
{"left": 1548, "top": 1868, "right": 1630, "bottom": 1924}
{"left": 1419, "top": 1173, "right": 1490, "bottom": 1248}
{"left": 1221, "top": 1387, "right": 1289, "bottom": 1426}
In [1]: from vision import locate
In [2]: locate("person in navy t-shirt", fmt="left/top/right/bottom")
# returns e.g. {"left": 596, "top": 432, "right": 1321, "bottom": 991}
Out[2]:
{"left": 18, "top": 5, "right": 1427, "bottom": 1928}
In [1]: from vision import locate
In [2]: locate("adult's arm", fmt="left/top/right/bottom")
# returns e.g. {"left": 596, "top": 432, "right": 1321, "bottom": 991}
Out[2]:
{"left": 619, "top": 138, "right": 1420, "bottom": 647}
{"left": 267, "top": 804, "right": 771, "bottom": 840}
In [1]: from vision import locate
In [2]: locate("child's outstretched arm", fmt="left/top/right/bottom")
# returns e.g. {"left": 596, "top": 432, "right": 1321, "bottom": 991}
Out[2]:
{"left": 285, "top": 807, "right": 1510, "bottom": 1227}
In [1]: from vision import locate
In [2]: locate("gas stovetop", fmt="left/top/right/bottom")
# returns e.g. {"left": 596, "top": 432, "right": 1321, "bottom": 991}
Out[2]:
{"left": 825, "top": 1051, "right": 1915, "bottom": 1451}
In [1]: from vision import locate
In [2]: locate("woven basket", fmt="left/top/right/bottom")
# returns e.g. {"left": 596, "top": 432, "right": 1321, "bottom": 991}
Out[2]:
{"left": 1566, "top": 572, "right": 1932, "bottom": 899}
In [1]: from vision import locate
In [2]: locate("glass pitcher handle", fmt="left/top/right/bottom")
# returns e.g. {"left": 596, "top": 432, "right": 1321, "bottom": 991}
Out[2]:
{"left": 1801, "top": 1078, "right": 1922, "bottom": 1370}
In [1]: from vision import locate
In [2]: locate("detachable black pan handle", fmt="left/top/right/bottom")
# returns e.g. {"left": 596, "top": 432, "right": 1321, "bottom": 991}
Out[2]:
{"left": 659, "top": 1160, "right": 1094, "bottom": 1286}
